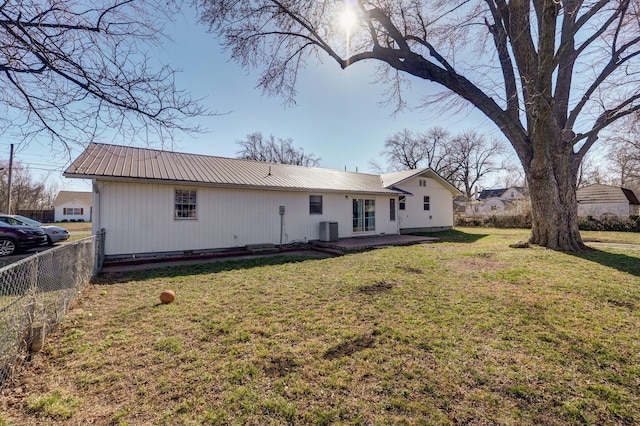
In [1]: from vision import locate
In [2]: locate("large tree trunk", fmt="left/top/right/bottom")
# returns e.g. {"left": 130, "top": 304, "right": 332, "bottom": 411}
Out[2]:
{"left": 525, "top": 136, "right": 587, "bottom": 251}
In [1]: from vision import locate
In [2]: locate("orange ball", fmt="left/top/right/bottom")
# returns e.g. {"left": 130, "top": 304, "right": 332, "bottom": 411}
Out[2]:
{"left": 160, "top": 290, "right": 175, "bottom": 304}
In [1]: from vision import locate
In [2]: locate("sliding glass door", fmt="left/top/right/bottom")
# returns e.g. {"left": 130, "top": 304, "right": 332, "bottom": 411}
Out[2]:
{"left": 353, "top": 199, "right": 375, "bottom": 232}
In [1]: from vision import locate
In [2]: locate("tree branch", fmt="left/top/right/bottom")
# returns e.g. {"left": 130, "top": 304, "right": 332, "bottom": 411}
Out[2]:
{"left": 483, "top": 0, "right": 519, "bottom": 117}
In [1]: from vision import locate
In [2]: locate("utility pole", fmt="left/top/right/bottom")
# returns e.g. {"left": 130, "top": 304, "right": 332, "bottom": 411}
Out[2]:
{"left": 7, "top": 143, "right": 13, "bottom": 214}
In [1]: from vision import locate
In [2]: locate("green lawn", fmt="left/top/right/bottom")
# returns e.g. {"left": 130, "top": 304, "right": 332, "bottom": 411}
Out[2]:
{"left": 49, "top": 222, "right": 92, "bottom": 232}
{"left": 2, "top": 228, "right": 640, "bottom": 425}
{"left": 580, "top": 229, "right": 640, "bottom": 245}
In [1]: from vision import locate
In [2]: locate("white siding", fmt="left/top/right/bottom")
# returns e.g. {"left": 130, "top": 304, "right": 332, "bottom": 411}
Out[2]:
{"left": 95, "top": 180, "right": 400, "bottom": 256}
{"left": 498, "top": 187, "right": 525, "bottom": 201}
{"left": 395, "top": 177, "right": 454, "bottom": 230}
{"left": 578, "top": 202, "right": 630, "bottom": 217}
{"left": 576, "top": 184, "right": 636, "bottom": 217}
{"left": 54, "top": 201, "right": 92, "bottom": 222}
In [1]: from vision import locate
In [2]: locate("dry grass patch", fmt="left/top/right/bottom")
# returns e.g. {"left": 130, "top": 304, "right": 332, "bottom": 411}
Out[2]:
{"left": 1, "top": 230, "right": 640, "bottom": 425}
{"left": 323, "top": 335, "right": 375, "bottom": 360}
{"left": 356, "top": 280, "right": 394, "bottom": 294}
{"left": 51, "top": 222, "right": 91, "bottom": 232}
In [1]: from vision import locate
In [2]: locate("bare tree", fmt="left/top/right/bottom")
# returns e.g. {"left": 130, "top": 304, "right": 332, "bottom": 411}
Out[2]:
{"left": 197, "top": 1, "right": 640, "bottom": 250}
{"left": 576, "top": 150, "right": 611, "bottom": 188}
{"left": 423, "top": 127, "right": 455, "bottom": 179}
{"left": 607, "top": 128, "right": 640, "bottom": 189}
{"left": 367, "top": 158, "right": 386, "bottom": 174}
{"left": 381, "top": 129, "right": 427, "bottom": 170}
{"left": 496, "top": 163, "right": 526, "bottom": 189}
{"left": 448, "top": 131, "right": 508, "bottom": 199}
{"left": 378, "top": 127, "right": 507, "bottom": 197}
{"left": 380, "top": 127, "right": 454, "bottom": 174}
{"left": 236, "top": 132, "right": 320, "bottom": 166}
{"left": 0, "top": 161, "right": 56, "bottom": 212}
{"left": 379, "top": 127, "right": 453, "bottom": 176}
{"left": 0, "top": 1, "right": 203, "bottom": 152}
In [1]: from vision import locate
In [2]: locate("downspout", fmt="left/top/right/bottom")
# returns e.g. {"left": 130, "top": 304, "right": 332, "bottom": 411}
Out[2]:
{"left": 396, "top": 196, "right": 400, "bottom": 235}
{"left": 452, "top": 194, "right": 456, "bottom": 229}
{"left": 279, "top": 205, "right": 285, "bottom": 246}
{"left": 92, "top": 180, "right": 100, "bottom": 235}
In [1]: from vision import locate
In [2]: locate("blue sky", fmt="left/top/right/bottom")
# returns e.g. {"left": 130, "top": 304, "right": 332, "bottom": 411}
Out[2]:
{"left": 0, "top": 8, "right": 503, "bottom": 194}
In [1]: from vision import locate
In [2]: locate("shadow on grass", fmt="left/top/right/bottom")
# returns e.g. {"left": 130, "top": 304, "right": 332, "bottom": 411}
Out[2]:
{"left": 411, "top": 229, "right": 489, "bottom": 244}
{"left": 569, "top": 249, "right": 640, "bottom": 277}
{"left": 94, "top": 254, "right": 323, "bottom": 284}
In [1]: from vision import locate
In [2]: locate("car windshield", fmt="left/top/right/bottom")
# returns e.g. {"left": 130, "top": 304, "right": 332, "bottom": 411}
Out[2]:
{"left": 14, "top": 215, "right": 42, "bottom": 226}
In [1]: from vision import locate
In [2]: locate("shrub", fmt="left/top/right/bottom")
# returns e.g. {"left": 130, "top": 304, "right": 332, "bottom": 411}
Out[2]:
{"left": 578, "top": 215, "right": 640, "bottom": 232}
{"left": 457, "top": 214, "right": 640, "bottom": 232}
{"left": 456, "top": 215, "right": 531, "bottom": 229}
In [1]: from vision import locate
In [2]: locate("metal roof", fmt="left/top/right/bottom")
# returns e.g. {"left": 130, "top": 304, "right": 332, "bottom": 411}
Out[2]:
{"left": 381, "top": 169, "right": 463, "bottom": 196}
{"left": 64, "top": 143, "right": 404, "bottom": 195}
{"left": 577, "top": 184, "right": 640, "bottom": 205}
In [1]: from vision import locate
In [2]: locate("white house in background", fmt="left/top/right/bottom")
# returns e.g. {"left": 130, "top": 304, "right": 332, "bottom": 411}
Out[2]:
{"left": 64, "top": 143, "right": 462, "bottom": 258}
{"left": 53, "top": 191, "right": 92, "bottom": 222}
{"left": 465, "top": 186, "right": 529, "bottom": 216}
{"left": 576, "top": 184, "right": 640, "bottom": 217}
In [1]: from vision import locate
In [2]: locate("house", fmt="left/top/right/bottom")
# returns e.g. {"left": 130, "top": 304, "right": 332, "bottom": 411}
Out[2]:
{"left": 64, "top": 143, "right": 462, "bottom": 258}
{"left": 576, "top": 184, "right": 640, "bottom": 217}
{"left": 465, "top": 186, "right": 529, "bottom": 216}
{"left": 380, "top": 169, "right": 462, "bottom": 233}
{"left": 53, "top": 191, "right": 92, "bottom": 222}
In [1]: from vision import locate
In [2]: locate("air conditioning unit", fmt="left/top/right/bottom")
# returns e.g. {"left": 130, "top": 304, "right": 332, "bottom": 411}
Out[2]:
{"left": 319, "top": 221, "right": 338, "bottom": 242}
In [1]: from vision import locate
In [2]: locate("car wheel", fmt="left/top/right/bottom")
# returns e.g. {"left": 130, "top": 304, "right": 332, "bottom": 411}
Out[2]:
{"left": 46, "top": 235, "right": 53, "bottom": 246}
{"left": 0, "top": 238, "right": 17, "bottom": 256}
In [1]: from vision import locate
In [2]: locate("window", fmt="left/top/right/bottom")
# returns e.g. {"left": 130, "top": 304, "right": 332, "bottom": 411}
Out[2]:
{"left": 309, "top": 195, "right": 323, "bottom": 214}
{"left": 63, "top": 208, "right": 84, "bottom": 215}
{"left": 390, "top": 198, "right": 396, "bottom": 221}
{"left": 423, "top": 196, "right": 430, "bottom": 211}
{"left": 399, "top": 196, "right": 406, "bottom": 210}
{"left": 419, "top": 179, "right": 427, "bottom": 187}
{"left": 175, "top": 189, "right": 197, "bottom": 219}
{"left": 353, "top": 199, "right": 375, "bottom": 232}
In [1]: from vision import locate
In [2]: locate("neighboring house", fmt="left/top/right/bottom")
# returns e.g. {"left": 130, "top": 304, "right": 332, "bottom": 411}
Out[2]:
{"left": 576, "top": 184, "right": 640, "bottom": 217}
{"left": 53, "top": 191, "right": 92, "bottom": 222}
{"left": 64, "top": 143, "right": 462, "bottom": 258}
{"left": 465, "top": 186, "right": 529, "bottom": 216}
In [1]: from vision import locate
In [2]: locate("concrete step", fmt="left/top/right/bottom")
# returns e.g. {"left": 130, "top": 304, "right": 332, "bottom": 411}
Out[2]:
{"left": 245, "top": 243, "right": 279, "bottom": 254}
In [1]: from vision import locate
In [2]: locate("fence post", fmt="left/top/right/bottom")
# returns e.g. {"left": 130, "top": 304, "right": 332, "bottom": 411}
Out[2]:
{"left": 26, "top": 256, "right": 39, "bottom": 325}
{"left": 0, "top": 235, "right": 100, "bottom": 390}
{"left": 93, "top": 229, "right": 106, "bottom": 276}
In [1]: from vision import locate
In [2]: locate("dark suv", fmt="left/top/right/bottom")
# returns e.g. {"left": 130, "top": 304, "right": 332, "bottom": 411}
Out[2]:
{"left": 0, "top": 221, "right": 47, "bottom": 256}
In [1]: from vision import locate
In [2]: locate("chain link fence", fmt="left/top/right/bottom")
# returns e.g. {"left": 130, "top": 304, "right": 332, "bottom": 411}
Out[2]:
{"left": 0, "top": 230, "right": 105, "bottom": 390}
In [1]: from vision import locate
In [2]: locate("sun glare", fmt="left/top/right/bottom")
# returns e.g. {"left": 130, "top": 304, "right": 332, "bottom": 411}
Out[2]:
{"left": 338, "top": 5, "right": 358, "bottom": 32}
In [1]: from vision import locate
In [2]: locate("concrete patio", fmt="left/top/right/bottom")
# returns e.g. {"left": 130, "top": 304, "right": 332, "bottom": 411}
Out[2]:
{"left": 99, "top": 234, "right": 439, "bottom": 273}
{"left": 313, "top": 234, "right": 439, "bottom": 252}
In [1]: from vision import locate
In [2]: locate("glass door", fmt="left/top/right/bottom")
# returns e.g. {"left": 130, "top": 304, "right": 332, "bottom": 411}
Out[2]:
{"left": 353, "top": 199, "right": 375, "bottom": 232}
